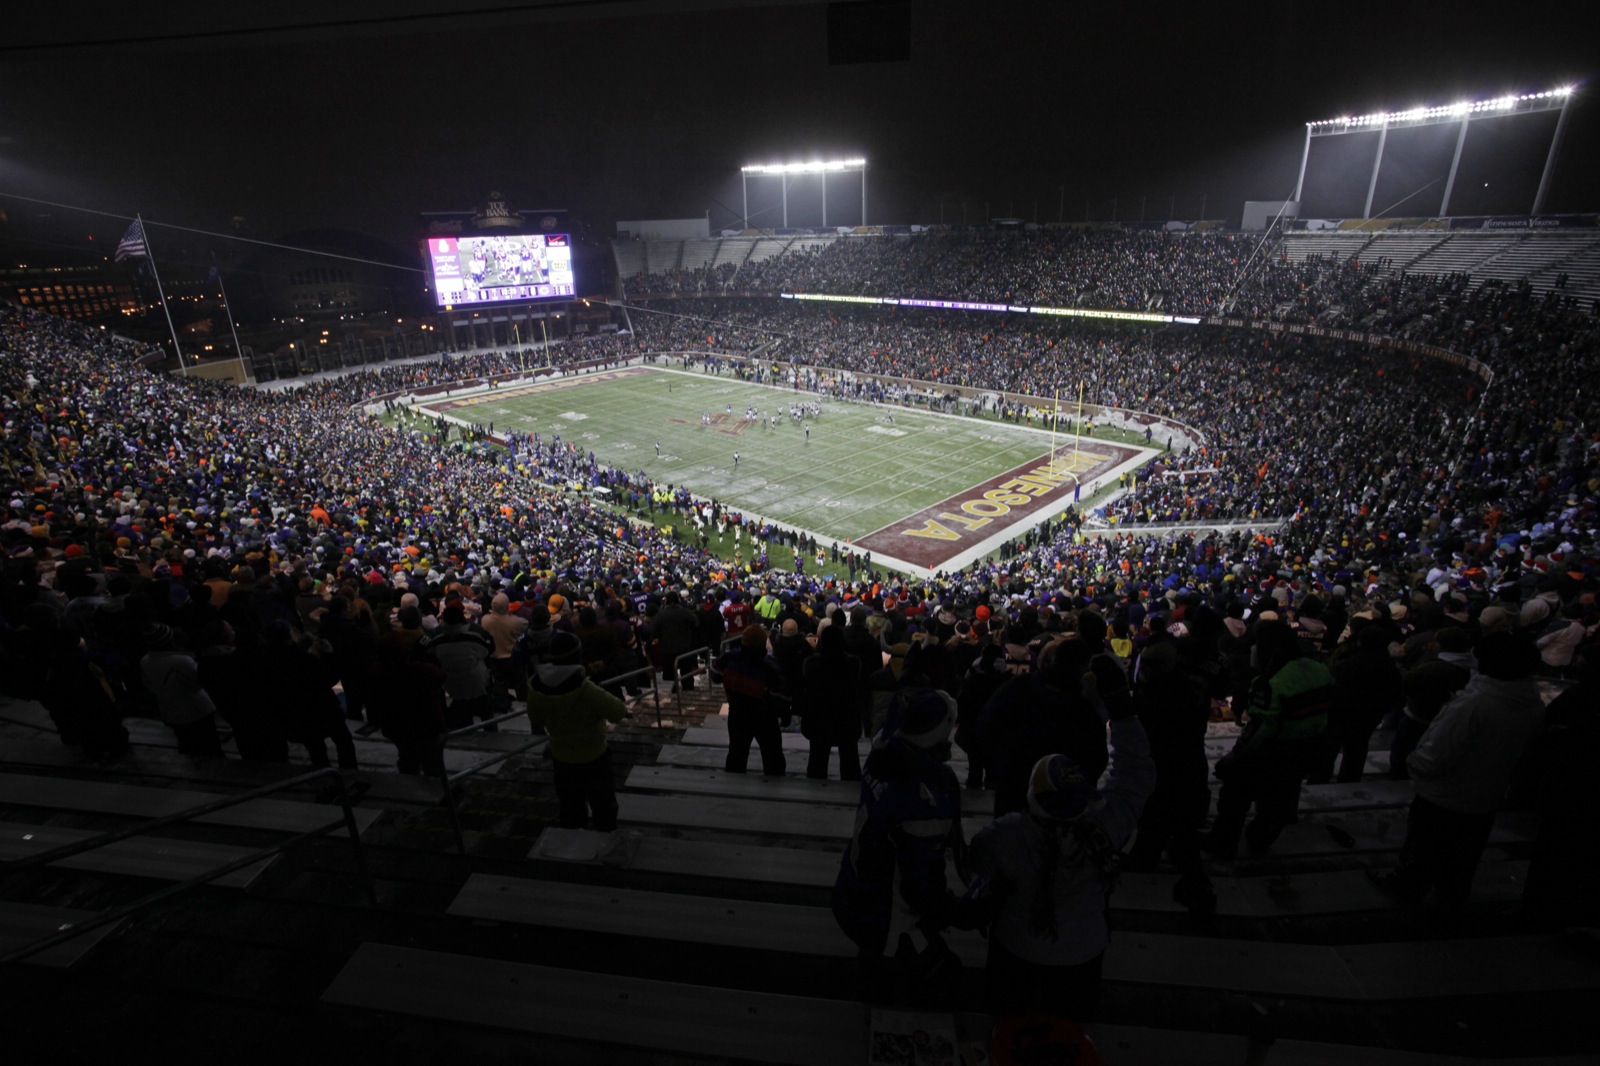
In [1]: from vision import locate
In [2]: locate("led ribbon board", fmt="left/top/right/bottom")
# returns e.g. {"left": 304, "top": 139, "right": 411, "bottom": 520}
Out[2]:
{"left": 780, "top": 291, "right": 1197, "bottom": 325}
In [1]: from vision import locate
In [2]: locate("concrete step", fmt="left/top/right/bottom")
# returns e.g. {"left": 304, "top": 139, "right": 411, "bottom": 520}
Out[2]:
{"left": 447, "top": 874, "right": 1600, "bottom": 1000}
{"left": 0, "top": 772, "right": 383, "bottom": 837}
{"left": 0, "top": 901, "right": 126, "bottom": 968}
{"left": 0, "top": 820, "right": 276, "bottom": 888}
{"left": 322, "top": 942, "right": 1596, "bottom": 1066}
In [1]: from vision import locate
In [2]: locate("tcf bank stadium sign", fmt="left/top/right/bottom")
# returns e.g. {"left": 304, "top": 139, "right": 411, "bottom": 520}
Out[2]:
{"left": 474, "top": 192, "right": 524, "bottom": 229}
{"left": 421, "top": 195, "right": 567, "bottom": 236}
{"left": 1201, "top": 317, "right": 1493, "bottom": 385}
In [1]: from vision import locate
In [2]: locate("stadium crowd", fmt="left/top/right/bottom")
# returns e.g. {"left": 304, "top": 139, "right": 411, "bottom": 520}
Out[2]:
{"left": 3, "top": 225, "right": 1597, "bottom": 1014}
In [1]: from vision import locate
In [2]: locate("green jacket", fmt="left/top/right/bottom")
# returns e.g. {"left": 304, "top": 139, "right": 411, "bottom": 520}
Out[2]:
{"left": 527, "top": 663, "right": 625, "bottom": 764}
{"left": 1238, "top": 657, "right": 1333, "bottom": 755}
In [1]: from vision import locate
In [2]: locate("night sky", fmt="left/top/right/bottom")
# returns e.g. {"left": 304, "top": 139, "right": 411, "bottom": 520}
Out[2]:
{"left": 2, "top": 0, "right": 1596, "bottom": 253}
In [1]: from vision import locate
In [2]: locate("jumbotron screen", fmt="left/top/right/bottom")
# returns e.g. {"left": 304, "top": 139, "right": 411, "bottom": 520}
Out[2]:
{"left": 423, "top": 233, "right": 575, "bottom": 306}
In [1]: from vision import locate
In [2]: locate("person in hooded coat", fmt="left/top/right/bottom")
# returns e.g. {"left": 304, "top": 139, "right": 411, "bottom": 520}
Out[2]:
{"left": 831, "top": 687, "right": 967, "bottom": 993}
{"left": 527, "top": 630, "right": 627, "bottom": 831}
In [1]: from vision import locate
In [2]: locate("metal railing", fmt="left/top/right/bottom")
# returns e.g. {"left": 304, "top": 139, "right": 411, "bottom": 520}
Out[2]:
{"left": 0, "top": 767, "right": 376, "bottom": 967}
{"left": 433, "top": 705, "right": 548, "bottom": 854}
{"left": 675, "top": 633, "right": 749, "bottom": 712}
{"left": 596, "top": 664, "right": 664, "bottom": 727}
{"left": 672, "top": 645, "right": 712, "bottom": 713}
{"left": 432, "top": 660, "right": 678, "bottom": 852}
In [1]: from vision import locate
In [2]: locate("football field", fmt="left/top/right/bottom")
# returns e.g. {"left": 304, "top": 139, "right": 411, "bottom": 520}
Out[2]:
{"left": 427, "top": 365, "right": 1152, "bottom": 574}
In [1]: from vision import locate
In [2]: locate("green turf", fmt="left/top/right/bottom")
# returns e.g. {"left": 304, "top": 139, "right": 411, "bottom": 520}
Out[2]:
{"left": 438, "top": 366, "right": 1117, "bottom": 545}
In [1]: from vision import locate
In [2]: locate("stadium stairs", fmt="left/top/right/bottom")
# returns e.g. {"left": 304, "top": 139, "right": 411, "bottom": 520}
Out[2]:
{"left": 2, "top": 673, "right": 1595, "bottom": 1065}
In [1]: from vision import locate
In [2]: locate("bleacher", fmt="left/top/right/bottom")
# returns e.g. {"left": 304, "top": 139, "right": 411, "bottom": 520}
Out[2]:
{"left": 612, "top": 239, "right": 646, "bottom": 281}
{"left": 743, "top": 236, "right": 800, "bottom": 265}
{"left": 712, "top": 238, "right": 753, "bottom": 270}
{"left": 1472, "top": 231, "right": 1600, "bottom": 293}
{"left": 1527, "top": 237, "right": 1600, "bottom": 303}
{"left": 679, "top": 238, "right": 721, "bottom": 274}
{"left": 1398, "top": 232, "right": 1522, "bottom": 278}
{"left": 6, "top": 664, "right": 1590, "bottom": 1066}
{"left": 1285, "top": 228, "right": 1600, "bottom": 306}
{"left": 1359, "top": 230, "right": 1451, "bottom": 271}
{"left": 1279, "top": 232, "right": 1372, "bottom": 263}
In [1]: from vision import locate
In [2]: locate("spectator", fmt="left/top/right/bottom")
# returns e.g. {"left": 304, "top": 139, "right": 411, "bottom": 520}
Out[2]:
{"left": 262, "top": 620, "right": 358, "bottom": 770}
{"left": 1312, "top": 626, "right": 1404, "bottom": 784}
{"left": 1203, "top": 620, "right": 1332, "bottom": 858}
{"left": 710, "top": 624, "right": 788, "bottom": 776}
{"left": 421, "top": 603, "right": 498, "bottom": 731}
{"left": 527, "top": 630, "right": 627, "bottom": 832}
{"left": 140, "top": 622, "right": 223, "bottom": 757}
{"left": 800, "top": 624, "right": 866, "bottom": 781}
{"left": 1376, "top": 632, "right": 1546, "bottom": 905}
{"left": 371, "top": 608, "right": 447, "bottom": 775}
{"left": 1391, "top": 627, "right": 1475, "bottom": 779}
{"left": 966, "top": 657, "right": 1153, "bottom": 1020}
{"left": 480, "top": 592, "right": 529, "bottom": 711}
{"left": 650, "top": 590, "right": 699, "bottom": 692}
{"left": 832, "top": 688, "right": 965, "bottom": 995}
{"left": 980, "top": 636, "right": 1108, "bottom": 818}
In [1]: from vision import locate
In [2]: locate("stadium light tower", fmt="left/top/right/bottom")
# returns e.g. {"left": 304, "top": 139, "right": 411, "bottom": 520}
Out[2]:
{"left": 1295, "top": 86, "right": 1575, "bottom": 218}
{"left": 740, "top": 158, "right": 867, "bottom": 230}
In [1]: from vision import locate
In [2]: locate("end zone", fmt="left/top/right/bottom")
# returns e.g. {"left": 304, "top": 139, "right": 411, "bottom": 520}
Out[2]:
{"left": 856, "top": 443, "right": 1151, "bottom": 572}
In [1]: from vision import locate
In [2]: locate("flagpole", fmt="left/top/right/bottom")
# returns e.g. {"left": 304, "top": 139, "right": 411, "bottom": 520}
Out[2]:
{"left": 139, "top": 215, "right": 188, "bottom": 377}
{"left": 213, "top": 265, "right": 248, "bottom": 383}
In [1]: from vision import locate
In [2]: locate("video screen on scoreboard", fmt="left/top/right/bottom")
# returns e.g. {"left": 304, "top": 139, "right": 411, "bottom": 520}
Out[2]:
{"left": 423, "top": 233, "right": 575, "bottom": 306}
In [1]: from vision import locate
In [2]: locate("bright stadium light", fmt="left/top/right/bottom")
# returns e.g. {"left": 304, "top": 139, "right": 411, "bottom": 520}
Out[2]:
{"left": 1294, "top": 85, "right": 1576, "bottom": 219}
{"left": 741, "top": 158, "right": 866, "bottom": 174}
{"left": 1304, "top": 87, "right": 1574, "bottom": 129}
{"left": 739, "top": 158, "right": 868, "bottom": 229}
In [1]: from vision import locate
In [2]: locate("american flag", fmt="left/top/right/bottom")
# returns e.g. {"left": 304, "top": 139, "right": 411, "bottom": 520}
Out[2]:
{"left": 114, "top": 220, "right": 147, "bottom": 262}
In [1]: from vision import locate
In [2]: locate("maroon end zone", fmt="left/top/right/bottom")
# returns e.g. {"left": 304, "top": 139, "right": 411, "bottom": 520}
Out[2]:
{"left": 857, "top": 443, "right": 1143, "bottom": 570}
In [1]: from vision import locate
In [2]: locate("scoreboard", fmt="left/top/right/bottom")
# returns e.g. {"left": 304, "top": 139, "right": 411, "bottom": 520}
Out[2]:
{"left": 423, "top": 232, "right": 574, "bottom": 306}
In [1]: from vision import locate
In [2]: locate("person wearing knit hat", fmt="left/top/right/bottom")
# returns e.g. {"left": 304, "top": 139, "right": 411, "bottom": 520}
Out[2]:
{"left": 832, "top": 685, "right": 967, "bottom": 988}
{"left": 1476, "top": 605, "right": 1513, "bottom": 636}
{"left": 966, "top": 663, "right": 1153, "bottom": 1020}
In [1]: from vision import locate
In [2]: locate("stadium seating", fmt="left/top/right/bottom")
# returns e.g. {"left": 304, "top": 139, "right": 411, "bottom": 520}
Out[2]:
{"left": 2, "top": 217, "right": 1596, "bottom": 1062}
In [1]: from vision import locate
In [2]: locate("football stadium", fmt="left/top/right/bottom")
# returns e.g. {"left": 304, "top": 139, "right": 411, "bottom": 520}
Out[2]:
{"left": 1, "top": 5, "right": 1597, "bottom": 1065}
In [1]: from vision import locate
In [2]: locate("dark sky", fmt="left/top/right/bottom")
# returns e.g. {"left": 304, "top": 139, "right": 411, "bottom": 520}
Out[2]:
{"left": 1, "top": 0, "right": 1596, "bottom": 251}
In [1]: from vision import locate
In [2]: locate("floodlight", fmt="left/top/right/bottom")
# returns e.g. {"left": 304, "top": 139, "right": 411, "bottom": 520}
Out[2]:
{"left": 738, "top": 157, "right": 869, "bottom": 227}
{"left": 740, "top": 158, "right": 867, "bottom": 175}
{"left": 1296, "top": 84, "right": 1577, "bottom": 219}
{"left": 1305, "top": 87, "right": 1571, "bottom": 129}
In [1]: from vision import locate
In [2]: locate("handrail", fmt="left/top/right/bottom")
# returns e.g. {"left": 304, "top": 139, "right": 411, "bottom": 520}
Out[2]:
{"left": 596, "top": 664, "right": 662, "bottom": 727}
{"left": 675, "top": 634, "right": 743, "bottom": 712}
{"left": 431, "top": 663, "right": 661, "bottom": 853}
{"left": 433, "top": 703, "right": 546, "bottom": 855}
{"left": 671, "top": 645, "right": 710, "bottom": 713}
{"left": 0, "top": 766, "right": 376, "bottom": 966}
